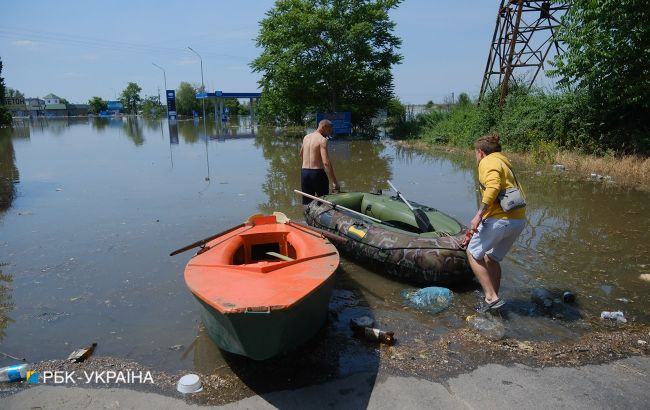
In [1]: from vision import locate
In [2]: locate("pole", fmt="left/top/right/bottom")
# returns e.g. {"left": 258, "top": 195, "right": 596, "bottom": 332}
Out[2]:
{"left": 152, "top": 63, "right": 167, "bottom": 116}
{"left": 188, "top": 46, "right": 206, "bottom": 120}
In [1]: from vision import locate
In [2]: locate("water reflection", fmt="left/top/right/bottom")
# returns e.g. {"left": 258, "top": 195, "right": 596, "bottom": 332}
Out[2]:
{"left": 0, "top": 131, "right": 20, "bottom": 216}
{"left": 0, "top": 118, "right": 648, "bottom": 374}
{"left": 255, "top": 131, "right": 393, "bottom": 216}
{"left": 123, "top": 117, "right": 145, "bottom": 146}
{"left": 0, "top": 264, "right": 14, "bottom": 342}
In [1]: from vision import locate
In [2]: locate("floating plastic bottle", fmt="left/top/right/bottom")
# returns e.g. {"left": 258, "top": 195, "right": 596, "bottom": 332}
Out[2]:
{"left": 401, "top": 287, "right": 453, "bottom": 314}
{"left": 0, "top": 364, "right": 29, "bottom": 382}
{"left": 600, "top": 311, "right": 627, "bottom": 323}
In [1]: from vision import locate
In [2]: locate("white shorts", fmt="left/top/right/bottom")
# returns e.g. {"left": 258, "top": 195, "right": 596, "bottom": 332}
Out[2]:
{"left": 468, "top": 218, "right": 525, "bottom": 262}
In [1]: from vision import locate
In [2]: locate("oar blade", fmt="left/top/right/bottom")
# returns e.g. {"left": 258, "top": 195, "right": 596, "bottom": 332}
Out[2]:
{"left": 413, "top": 208, "right": 434, "bottom": 233}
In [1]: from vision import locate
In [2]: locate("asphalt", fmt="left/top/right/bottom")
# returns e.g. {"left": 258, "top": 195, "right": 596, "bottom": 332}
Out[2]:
{"left": 3, "top": 356, "right": 649, "bottom": 409}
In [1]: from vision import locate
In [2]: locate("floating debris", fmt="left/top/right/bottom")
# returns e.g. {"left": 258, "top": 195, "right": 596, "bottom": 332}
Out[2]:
{"left": 67, "top": 342, "right": 97, "bottom": 362}
{"left": 600, "top": 311, "right": 627, "bottom": 323}
{"left": 0, "top": 364, "right": 29, "bottom": 382}
{"left": 352, "top": 325, "right": 395, "bottom": 345}
{"left": 401, "top": 287, "right": 453, "bottom": 314}
{"left": 177, "top": 374, "right": 203, "bottom": 394}
{"left": 552, "top": 164, "right": 566, "bottom": 172}
{"left": 562, "top": 291, "right": 576, "bottom": 304}
{"left": 169, "top": 344, "right": 184, "bottom": 351}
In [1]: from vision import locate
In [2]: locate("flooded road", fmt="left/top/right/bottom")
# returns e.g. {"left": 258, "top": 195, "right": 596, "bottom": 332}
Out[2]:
{"left": 0, "top": 117, "right": 648, "bottom": 382}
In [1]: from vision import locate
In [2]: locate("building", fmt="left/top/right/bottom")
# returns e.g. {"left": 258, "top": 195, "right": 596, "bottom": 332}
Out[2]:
{"left": 43, "top": 93, "right": 62, "bottom": 105}
{"left": 105, "top": 101, "right": 124, "bottom": 115}
{"left": 26, "top": 98, "right": 45, "bottom": 117}
{"left": 67, "top": 104, "right": 89, "bottom": 116}
{"left": 3, "top": 96, "right": 28, "bottom": 117}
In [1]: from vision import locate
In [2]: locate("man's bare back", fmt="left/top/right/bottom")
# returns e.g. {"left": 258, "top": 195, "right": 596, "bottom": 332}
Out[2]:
{"left": 301, "top": 131, "right": 328, "bottom": 169}
{"left": 299, "top": 120, "right": 339, "bottom": 202}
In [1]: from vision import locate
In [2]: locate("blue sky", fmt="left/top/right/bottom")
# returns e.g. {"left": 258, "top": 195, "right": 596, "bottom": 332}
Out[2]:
{"left": 1, "top": 1, "right": 556, "bottom": 104}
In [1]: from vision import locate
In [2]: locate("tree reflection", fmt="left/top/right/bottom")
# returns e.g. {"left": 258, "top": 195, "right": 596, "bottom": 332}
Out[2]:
{"left": 122, "top": 117, "right": 144, "bottom": 146}
{"left": 255, "top": 129, "right": 393, "bottom": 215}
{"left": 178, "top": 121, "right": 200, "bottom": 144}
{"left": 91, "top": 117, "right": 110, "bottom": 132}
{"left": 0, "top": 131, "right": 19, "bottom": 217}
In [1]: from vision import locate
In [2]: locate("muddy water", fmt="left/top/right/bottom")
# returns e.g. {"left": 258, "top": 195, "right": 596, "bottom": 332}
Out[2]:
{"left": 0, "top": 117, "right": 648, "bottom": 379}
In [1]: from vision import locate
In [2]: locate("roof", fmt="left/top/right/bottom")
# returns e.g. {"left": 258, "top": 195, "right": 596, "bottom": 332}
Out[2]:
{"left": 43, "top": 93, "right": 61, "bottom": 100}
{"left": 44, "top": 103, "right": 67, "bottom": 110}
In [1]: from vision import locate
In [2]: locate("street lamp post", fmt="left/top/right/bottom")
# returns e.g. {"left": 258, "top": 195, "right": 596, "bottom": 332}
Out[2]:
{"left": 152, "top": 63, "right": 167, "bottom": 109}
{"left": 187, "top": 46, "right": 206, "bottom": 120}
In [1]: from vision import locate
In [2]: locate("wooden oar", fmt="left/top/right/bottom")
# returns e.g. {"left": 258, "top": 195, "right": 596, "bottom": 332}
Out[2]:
{"left": 387, "top": 180, "right": 434, "bottom": 233}
{"left": 169, "top": 223, "right": 245, "bottom": 256}
{"left": 273, "top": 212, "right": 348, "bottom": 244}
{"left": 293, "top": 190, "right": 382, "bottom": 223}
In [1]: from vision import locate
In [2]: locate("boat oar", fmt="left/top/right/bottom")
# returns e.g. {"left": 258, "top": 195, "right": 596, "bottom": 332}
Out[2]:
{"left": 387, "top": 180, "right": 434, "bottom": 233}
{"left": 169, "top": 223, "right": 245, "bottom": 256}
{"left": 273, "top": 212, "right": 348, "bottom": 244}
{"left": 293, "top": 190, "right": 382, "bottom": 223}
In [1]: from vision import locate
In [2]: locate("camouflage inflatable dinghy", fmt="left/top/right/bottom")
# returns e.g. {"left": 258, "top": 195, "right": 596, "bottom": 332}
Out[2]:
{"left": 304, "top": 191, "right": 472, "bottom": 285}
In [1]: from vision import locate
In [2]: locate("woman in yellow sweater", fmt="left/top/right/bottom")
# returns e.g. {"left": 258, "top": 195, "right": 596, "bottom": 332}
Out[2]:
{"left": 463, "top": 134, "right": 526, "bottom": 313}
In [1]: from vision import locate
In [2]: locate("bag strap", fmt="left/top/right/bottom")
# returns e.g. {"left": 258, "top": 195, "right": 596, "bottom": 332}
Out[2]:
{"left": 499, "top": 159, "right": 520, "bottom": 188}
{"left": 477, "top": 158, "right": 520, "bottom": 190}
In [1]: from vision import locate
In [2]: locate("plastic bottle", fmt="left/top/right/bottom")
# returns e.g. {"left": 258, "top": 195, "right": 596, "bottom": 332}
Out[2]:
{"left": 401, "top": 287, "right": 453, "bottom": 314}
{"left": 0, "top": 363, "right": 29, "bottom": 382}
{"left": 562, "top": 291, "right": 576, "bottom": 304}
{"left": 600, "top": 311, "right": 627, "bottom": 323}
{"left": 352, "top": 326, "right": 395, "bottom": 345}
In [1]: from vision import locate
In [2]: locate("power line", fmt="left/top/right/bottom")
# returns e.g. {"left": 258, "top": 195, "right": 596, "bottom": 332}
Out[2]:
{"left": 0, "top": 26, "right": 251, "bottom": 61}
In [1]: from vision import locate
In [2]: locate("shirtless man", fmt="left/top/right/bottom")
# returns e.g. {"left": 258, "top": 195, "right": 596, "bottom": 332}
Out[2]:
{"left": 300, "top": 119, "right": 339, "bottom": 205}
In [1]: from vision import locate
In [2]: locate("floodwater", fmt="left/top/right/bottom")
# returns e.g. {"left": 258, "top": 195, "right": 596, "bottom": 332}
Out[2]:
{"left": 0, "top": 117, "right": 649, "bottom": 379}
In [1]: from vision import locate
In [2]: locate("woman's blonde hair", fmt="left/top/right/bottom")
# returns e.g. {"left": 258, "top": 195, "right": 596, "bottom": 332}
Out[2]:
{"left": 474, "top": 133, "right": 502, "bottom": 155}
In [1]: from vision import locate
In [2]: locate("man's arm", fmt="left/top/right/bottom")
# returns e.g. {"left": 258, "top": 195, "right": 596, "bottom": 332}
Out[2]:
{"left": 299, "top": 137, "right": 305, "bottom": 161}
{"left": 319, "top": 139, "right": 339, "bottom": 190}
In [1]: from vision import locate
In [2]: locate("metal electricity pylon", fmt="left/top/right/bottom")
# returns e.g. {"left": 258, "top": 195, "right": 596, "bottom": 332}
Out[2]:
{"left": 479, "top": 0, "right": 570, "bottom": 105}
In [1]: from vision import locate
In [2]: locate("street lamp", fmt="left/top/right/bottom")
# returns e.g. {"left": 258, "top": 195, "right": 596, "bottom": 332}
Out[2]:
{"left": 152, "top": 63, "right": 167, "bottom": 92}
{"left": 187, "top": 46, "right": 206, "bottom": 120}
{"left": 152, "top": 63, "right": 167, "bottom": 108}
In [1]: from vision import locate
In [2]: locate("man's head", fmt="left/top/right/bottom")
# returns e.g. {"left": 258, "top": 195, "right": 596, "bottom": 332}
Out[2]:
{"left": 317, "top": 119, "right": 333, "bottom": 137}
{"left": 474, "top": 133, "right": 501, "bottom": 163}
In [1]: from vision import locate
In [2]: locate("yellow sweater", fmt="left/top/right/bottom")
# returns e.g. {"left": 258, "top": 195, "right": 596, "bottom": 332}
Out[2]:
{"left": 478, "top": 152, "right": 526, "bottom": 220}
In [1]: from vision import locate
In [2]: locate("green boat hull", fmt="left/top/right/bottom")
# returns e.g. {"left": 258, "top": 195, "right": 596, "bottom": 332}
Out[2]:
{"left": 193, "top": 274, "right": 335, "bottom": 360}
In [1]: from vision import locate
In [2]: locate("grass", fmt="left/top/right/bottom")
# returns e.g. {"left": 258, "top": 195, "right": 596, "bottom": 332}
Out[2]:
{"left": 395, "top": 141, "right": 650, "bottom": 191}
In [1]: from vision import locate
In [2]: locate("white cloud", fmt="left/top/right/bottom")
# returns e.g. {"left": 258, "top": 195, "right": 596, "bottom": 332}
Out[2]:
{"left": 176, "top": 58, "right": 198, "bottom": 66}
{"left": 13, "top": 39, "right": 38, "bottom": 48}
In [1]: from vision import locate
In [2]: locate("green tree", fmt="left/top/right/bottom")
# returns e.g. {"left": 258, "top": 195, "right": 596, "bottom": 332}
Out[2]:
{"left": 141, "top": 95, "right": 164, "bottom": 117}
{"left": 88, "top": 96, "right": 108, "bottom": 114}
{"left": 5, "top": 88, "right": 24, "bottom": 99}
{"left": 0, "top": 57, "right": 12, "bottom": 125}
{"left": 176, "top": 82, "right": 201, "bottom": 116}
{"left": 119, "top": 82, "right": 142, "bottom": 114}
{"left": 251, "top": 0, "right": 403, "bottom": 126}
{"left": 456, "top": 92, "right": 471, "bottom": 107}
{"left": 550, "top": 0, "right": 650, "bottom": 153}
